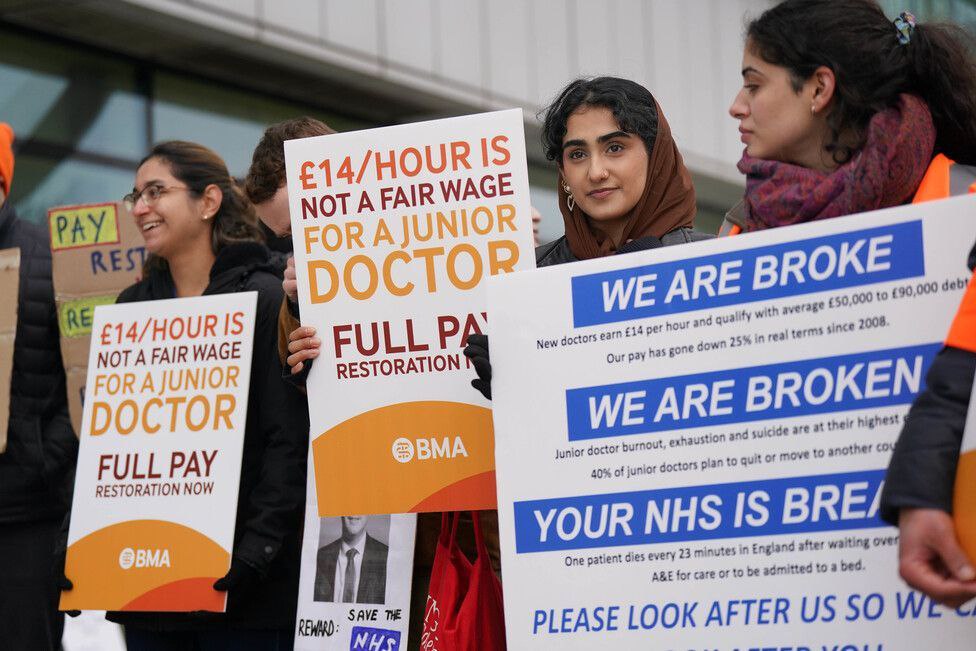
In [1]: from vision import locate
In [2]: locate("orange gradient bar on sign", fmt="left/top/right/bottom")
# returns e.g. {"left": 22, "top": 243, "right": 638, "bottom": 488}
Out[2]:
{"left": 954, "top": 448, "right": 976, "bottom": 562}
{"left": 59, "top": 519, "right": 229, "bottom": 612}
{"left": 951, "top": 269, "right": 976, "bottom": 561}
{"left": 955, "top": 369, "right": 976, "bottom": 562}
{"left": 313, "top": 401, "right": 496, "bottom": 515}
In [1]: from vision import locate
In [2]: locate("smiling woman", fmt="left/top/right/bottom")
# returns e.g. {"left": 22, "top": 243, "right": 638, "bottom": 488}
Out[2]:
{"left": 75, "top": 141, "right": 312, "bottom": 650}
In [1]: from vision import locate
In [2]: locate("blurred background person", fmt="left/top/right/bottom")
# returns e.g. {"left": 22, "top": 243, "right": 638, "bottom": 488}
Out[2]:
{"left": 244, "top": 116, "right": 336, "bottom": 370}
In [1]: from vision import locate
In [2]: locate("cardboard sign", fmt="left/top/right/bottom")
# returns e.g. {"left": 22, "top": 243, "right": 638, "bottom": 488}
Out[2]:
{"left": 0, "top": 247, "right": 19, "bottom": 453}
{"left": 489, "top": 196, "right": 976, "bottom": 649}
{"left": 48, "top": 201, "right": 145, "bottom": 435}
{"left": 60, "top": 293, "right": 256, "bottom": 612}
{"left": 285, "top": 109, "right": 536, "bottom": 515}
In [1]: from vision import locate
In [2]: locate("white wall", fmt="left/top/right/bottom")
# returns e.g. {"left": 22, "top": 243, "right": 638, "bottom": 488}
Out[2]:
{"left": 122, "top": 0, "right": 770, "bottom": 185}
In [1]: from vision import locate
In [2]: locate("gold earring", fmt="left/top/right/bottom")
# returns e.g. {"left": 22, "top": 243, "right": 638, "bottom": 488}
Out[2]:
{"left": 565, "top": 192, "right": 575, "bottom": 212}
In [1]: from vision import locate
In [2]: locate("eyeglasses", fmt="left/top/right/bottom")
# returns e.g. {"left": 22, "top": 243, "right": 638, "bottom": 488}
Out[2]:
{"left": 123, "top": 184, "right": 190, "bottom": 211}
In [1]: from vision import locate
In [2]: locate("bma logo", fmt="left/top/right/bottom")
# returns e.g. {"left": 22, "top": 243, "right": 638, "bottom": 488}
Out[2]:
{"left": 118, "top": 547, "right": 135, "bottom": 569}
{"left": 391, "top": 436, "right": 468, "bottom": 463}
{"left": 118, "top": 547, "right": 171, "bottom": 569}
{"left": 391, "top": 438, "right": 414, "bottom": 463}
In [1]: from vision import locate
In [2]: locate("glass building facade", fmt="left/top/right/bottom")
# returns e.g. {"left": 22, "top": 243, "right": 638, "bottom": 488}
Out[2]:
{"left": 0, "top": 24, "right": 569, "bottom": 238}
{"left": 0, "top": 25, "right": 368, "bottom": 226}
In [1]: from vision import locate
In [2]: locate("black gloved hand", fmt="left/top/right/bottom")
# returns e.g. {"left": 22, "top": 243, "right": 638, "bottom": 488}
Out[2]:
{"left": 213, "top": 558, "right": 260, "bottom": 595}
{"left": 55, "top": 553, "right": 81, "bottom": 617}
{"left": 463, "top": 333, "right": 492, "bottom": 400}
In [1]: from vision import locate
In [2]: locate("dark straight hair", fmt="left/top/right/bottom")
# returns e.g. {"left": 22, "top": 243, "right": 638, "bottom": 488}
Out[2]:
{"left": 747, "top": 0, "right": 976, "bottom": 164}
{"left": 540, "top": 77, "right": 659, "bottom": 164}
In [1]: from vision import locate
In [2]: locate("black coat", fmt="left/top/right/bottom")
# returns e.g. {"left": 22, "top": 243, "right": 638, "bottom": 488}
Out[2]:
{"left": 880, "top": 242, "right": 976, "bottom": 524}
{"left": 535, "top": 226, "right": 714, "bottom": 267}
{"left": 106, "top": 242, "right": 309, "bottom": 631}
{"left": 0, "top": 200, "right": 76, "bottom": 524}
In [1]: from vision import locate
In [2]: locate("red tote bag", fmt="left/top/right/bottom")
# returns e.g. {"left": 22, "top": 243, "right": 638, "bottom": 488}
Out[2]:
{"left": 421, "top": 512, "right": 506, "bottom": 650}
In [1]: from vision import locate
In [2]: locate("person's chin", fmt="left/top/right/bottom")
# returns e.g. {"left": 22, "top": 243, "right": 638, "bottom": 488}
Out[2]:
{"left": 584, "top": 206, "right": 629, "bottom": 224}
{"left": 142, "top": 236, "right": 165, "bottom": 256}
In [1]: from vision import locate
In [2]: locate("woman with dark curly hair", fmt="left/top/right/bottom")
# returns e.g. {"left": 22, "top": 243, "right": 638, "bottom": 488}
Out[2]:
{"left": 724, "top": 0, "right": 976, "bottom": 611}
{"left": 725, "top": 0, "right": 976, "bottom": 233}
{"left": 462, "top": 76, "right": 712, "bottom": 400}
{"left": 534, "top": 76, "right": 710, "bottom": 266}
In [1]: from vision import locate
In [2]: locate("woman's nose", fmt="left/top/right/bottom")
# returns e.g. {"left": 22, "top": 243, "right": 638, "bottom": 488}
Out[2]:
{"left": 132, "top": 197, "right": 151, "bottom": 217}
{"left": 588, "top": 157, "right": 609, "bottom": 182}
{"left": 729, "top": 90, "right": 748, "bottom": 119}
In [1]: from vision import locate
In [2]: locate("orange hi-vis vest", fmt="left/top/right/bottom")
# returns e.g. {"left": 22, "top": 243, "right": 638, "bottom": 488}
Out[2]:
{"left": 920, "top": 155, "right": 976, "bottom": 350}
{"left": 913, "top": 154, "right": 976, "bottom": 205}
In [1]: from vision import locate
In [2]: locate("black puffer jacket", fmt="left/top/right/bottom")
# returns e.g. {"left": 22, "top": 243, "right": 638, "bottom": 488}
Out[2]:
{"left": 0, "top": 200, "right": 76, "bottom": 524}
{"left": 106, "top": 242, "right": 309, "bottom": 631}
{"left": 535, "top": 226, "right": 714, "bottom": 267}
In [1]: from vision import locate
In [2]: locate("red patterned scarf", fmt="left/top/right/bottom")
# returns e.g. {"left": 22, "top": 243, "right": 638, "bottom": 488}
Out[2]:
{"left": 739, "top": 94, "right": 936, "bottom": 231}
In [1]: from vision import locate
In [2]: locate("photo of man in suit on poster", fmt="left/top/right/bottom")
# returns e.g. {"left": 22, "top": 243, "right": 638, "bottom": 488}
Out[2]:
{"left": 313, "top": 515, "right": 389, "bottom": 604}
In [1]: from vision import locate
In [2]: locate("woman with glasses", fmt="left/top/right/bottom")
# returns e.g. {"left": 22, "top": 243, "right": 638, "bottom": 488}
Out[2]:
{"left": 80, "top": 141, "right": 307, "bottom": 650}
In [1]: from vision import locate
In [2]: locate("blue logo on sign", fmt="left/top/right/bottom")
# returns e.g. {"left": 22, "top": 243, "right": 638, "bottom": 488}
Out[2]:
{"left": 350, "top": 626, "right": 400, "bottom": 651}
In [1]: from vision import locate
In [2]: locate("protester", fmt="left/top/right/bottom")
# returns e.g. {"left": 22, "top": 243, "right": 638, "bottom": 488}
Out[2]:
{"left": 724, "top": 0, "right": 976, "bottom": 235}
{"left": 464, "top": 76, "right": 709, "bottom": 398}
{"left": 0, "top": 123, "right": 77, "bottom": 650}
{"left": 244, "top": 116, "right": 336, "bottom": 369}
{"left": 60, "top": 140, "right": 309, "bottom": 649}
{"left": 535, "top": 77, "right": 706, "bottom": 262}
{"left": 723, "top": 0, "right": 976, "bottom": 607}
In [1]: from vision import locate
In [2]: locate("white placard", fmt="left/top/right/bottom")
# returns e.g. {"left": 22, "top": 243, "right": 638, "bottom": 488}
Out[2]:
{"left": 489, "top": 196, "right": 976, "bottom": 650}
{"left": 62, "top": 293, "right": 256, "bottom": 612}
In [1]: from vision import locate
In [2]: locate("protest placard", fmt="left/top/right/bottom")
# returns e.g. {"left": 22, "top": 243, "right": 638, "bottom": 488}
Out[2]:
{"left": 489, "top": 195, "right": 976, "bottom": 649}
{"left": 60, "top": 293, "right": 256, "bottom": 612}
{"left": 0, "top": 247, "right": 19, "bottom": 453}
{"left": 48, "top": 201, "right": 145, "bottom": 434}
{"left": 294, "top": 512, "right": 416, "bottom": 651}
{"left": 285, "top": 109, "right": 535, "bottom": 515}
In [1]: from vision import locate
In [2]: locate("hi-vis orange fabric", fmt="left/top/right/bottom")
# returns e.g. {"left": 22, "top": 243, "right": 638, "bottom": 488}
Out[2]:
{"left": 0, "top": 122, "right": 13, "bottom": 196}
{"left": 912, "top": 154, "right": 976, "bottom": 204}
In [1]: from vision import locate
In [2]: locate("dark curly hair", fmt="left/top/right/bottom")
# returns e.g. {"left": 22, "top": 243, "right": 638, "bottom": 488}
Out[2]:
{"left": 540, "top": 77, "right": 659, "bottom": 164}
{"left": 748, "top": 0, "right": 976, "bottom": 164}
{"left": 141, "top": 141, "right": 263, "bottom": 257}
{"left": 244, "top": 117, "right": 335, "bottom": 204}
